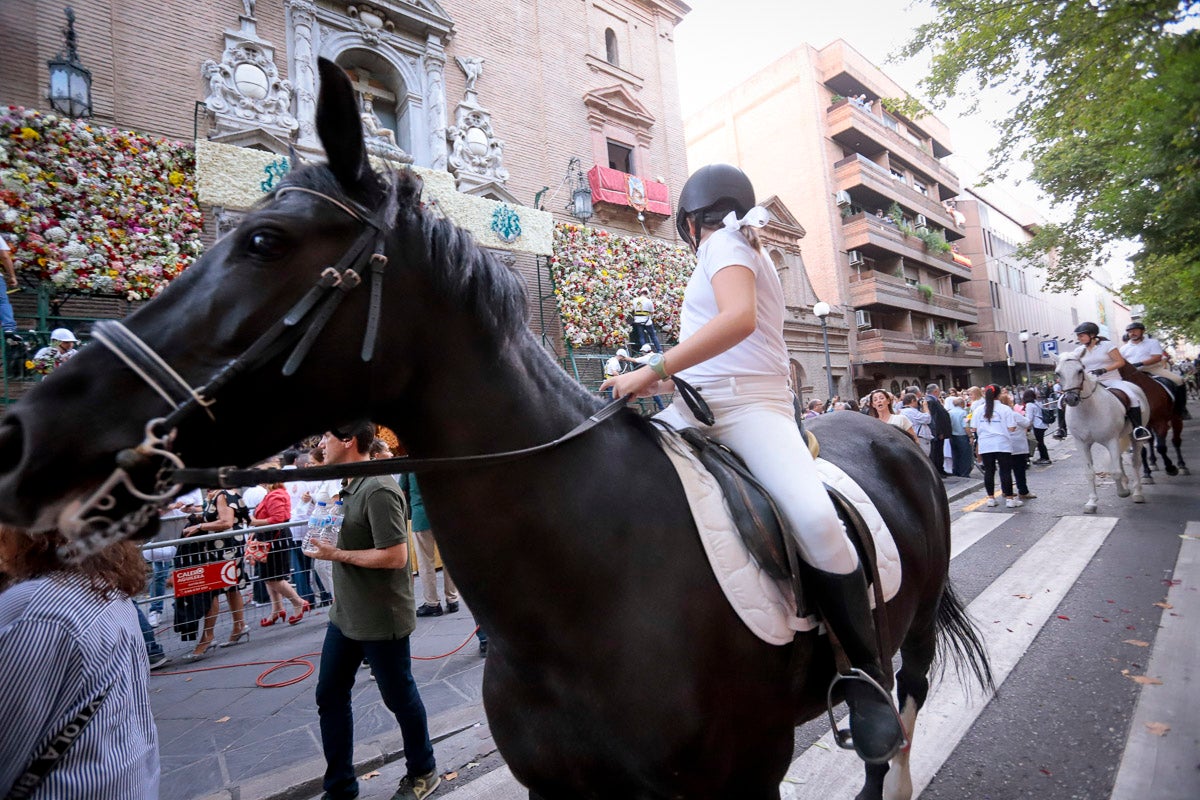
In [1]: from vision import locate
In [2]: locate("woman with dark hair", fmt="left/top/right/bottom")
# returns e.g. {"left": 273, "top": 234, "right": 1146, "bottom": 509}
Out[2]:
{"left": 1073, "top": 321, "right": 1151, "bottom": 441}
{"left": 250, "top": 480, "right": 309, "bottom": 628}
{"left": 602, "top": 164, "right": 904, "bottom": 764}
{"left": 1023, "top": 388, "right": 1051, "bottom": 464}
{"left": 0, "top": 527, "right": 159, "bottom": 797}
{"left": 975, "top": 384, "right": 1021, "bottom": 508}
{"left": 867, "top": 389, "right": 918, "bottom": 444}
{"left": 180, "top": 488, "right": 251, "bottom": 658}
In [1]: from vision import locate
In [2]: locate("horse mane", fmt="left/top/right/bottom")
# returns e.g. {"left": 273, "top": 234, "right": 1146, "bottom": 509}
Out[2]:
{"left": 278, "top": 164, "right": 529, "bottom": 344}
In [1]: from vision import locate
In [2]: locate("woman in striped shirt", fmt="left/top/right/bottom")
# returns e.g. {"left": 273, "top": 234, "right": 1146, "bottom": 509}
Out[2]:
{"left": 0, "top": 527, "right": 159, "bottom": 798}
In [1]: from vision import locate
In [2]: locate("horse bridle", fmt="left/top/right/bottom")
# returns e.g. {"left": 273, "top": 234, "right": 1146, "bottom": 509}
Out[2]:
{"left": 1059, "top": 355, "right": 1100, "bottom": 405}
{"left": 58, "top": 180, "right": 629, "bottom": 562}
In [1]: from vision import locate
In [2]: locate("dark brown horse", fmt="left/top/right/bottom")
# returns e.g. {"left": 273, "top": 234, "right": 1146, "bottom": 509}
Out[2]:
{"left": 0, "top": 60, "right": 990, "bottom": 799}
{"left": 1119, "top": 364, "right": 1189, "bottom": 480}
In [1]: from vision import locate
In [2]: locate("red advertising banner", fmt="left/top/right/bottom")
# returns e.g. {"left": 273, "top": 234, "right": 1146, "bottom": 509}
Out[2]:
{"left": 173, "top": 560, "right": 239, "bottom": 597}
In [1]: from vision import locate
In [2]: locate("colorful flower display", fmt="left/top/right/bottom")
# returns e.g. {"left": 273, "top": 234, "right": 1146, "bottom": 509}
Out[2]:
{"left": 0, "top": 106, "right": 203, "bottom": 301}
{"left": 550, "top": 223, "right": 695, "bottom": 349}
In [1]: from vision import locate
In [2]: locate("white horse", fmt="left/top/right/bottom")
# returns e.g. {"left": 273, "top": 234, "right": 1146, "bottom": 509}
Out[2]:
{"left": 1056, "top": 353, "right": 1147, "bottom": 513}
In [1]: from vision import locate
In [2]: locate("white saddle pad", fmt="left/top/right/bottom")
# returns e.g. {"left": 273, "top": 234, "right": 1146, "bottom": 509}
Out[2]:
{"left": 658, "top": 429, "right": 902, "bottom": 645}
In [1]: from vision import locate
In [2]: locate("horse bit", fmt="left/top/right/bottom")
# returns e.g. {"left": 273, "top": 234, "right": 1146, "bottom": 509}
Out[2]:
{"left": 59, "top": 180, "right": 627, "bottom": 562}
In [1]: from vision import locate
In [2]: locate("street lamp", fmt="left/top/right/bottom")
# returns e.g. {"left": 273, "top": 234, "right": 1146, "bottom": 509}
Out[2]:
{"left": 565, "top": 157, "right": 593, "bottom": 223}
{"left": 814, "top": 301, "right": 834, "bottom": 401}
{"left": 47, "top": 7, "right": 92, "bottom": 119}
{"left": 1018, "top": 330, "right": 1031, "bottom": 385}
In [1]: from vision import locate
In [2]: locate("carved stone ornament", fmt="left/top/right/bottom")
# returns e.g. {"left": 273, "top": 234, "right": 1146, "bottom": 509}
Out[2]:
{"left": 202, "top": 9, "right": 298, "bottom": 143}
{"left": 446, "top": 56, "right": 509, "bottom": 193}
{"left": 347, "top": 4, "right": 396, "bottom": 45}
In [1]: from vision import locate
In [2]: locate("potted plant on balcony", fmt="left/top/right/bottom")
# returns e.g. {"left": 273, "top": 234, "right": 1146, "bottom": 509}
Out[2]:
{"left": 916, "top": 283, "right": 934, "bottom": 301}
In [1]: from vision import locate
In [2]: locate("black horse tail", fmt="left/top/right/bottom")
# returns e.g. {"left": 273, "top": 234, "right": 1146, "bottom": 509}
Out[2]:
{"left": 934, "top": 582, "right": 995, "bottom": 693}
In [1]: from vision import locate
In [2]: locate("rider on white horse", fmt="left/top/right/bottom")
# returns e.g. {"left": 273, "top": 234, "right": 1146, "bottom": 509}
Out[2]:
{"left": 1073, "top": 321, "right": 1153, "bottom": 442}
{"left": 1120, "top": 321, "right": 1191, "bottom": 420}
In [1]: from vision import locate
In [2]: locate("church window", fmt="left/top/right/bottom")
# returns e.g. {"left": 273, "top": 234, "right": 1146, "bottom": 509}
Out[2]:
{"left": 607, "top": 140, "right": 634, "bottom": 173}
{"left": 605, "top": 28, "right": 620, "bottom": 66}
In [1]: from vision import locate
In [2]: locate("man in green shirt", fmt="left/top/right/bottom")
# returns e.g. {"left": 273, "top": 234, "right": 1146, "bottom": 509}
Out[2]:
{"left": 309, "top": 421, "right": 440, "bottom": 800}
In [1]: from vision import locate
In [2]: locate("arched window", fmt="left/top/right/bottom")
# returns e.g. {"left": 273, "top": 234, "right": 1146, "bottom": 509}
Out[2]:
{"left": 605, "top": 28, "right": 619, "bottom": 66}
{"left": 337, "top": 50, "right": 410, "bottom": 154}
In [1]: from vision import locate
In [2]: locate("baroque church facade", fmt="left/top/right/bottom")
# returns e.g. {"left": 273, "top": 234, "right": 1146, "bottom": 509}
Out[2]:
{"left": 1, "top": 0, "right": 847, "bottom": 399}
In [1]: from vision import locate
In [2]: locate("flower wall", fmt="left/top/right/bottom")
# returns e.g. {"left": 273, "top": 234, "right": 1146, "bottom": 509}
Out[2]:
{"left": 550, "top": 223, "right": 695, "bottom": 349}
{"left": 0, "top": 107, "right": 203, "bottom": 301}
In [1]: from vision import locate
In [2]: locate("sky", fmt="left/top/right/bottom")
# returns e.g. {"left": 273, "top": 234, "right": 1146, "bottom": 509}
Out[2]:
{"left": 672, "top": 0, "right": 1047, "bottom": 223}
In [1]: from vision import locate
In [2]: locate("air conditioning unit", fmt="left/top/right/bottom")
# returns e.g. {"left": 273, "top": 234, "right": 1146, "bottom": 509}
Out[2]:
{"left": 914, "top": 214, "right": 928, "bottom": 230}
{"left": 848, "top": 249, "right": 864, "bottom": 266}
{"left": 835, "top": 190, "right": 852, "bottom": 208}
{"left": 855, "top": 310, "right": 873, "bottom": 328}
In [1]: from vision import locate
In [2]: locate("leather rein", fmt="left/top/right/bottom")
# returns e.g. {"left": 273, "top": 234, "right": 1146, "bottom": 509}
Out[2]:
{"left": 58, "top": 181, "right": 631, "bottom": 561}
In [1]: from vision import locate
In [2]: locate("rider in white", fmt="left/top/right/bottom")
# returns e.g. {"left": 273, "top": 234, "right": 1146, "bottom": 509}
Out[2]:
{"left": 601, "top": 163, "right": 903, "bottom": 765}
{"left": 1120, "top": 321, "right": 1190, "bottom": 420}
{"left": 1073, "top": 321, "right": 1152, "bottom": 441}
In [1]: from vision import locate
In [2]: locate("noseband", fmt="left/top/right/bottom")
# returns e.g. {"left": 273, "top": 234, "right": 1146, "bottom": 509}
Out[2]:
{"left": 1059, "top": 358, "right": 1098, "bottom": 406}
{"left": 59, "top": 184, "right": 394, "bottom": 561}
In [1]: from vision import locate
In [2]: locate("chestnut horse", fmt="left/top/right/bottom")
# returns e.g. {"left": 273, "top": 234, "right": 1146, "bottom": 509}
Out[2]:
{"left": 0, "top": 60, "right": 990, "bottom": 799}
{"left": 1118, "top": 364, "right": 1189, "bottom": 481}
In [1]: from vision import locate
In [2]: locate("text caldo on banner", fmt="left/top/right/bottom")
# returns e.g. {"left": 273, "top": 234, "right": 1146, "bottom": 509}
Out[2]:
{"left": 173, "top": 560, "right": 239, "bottom": 597}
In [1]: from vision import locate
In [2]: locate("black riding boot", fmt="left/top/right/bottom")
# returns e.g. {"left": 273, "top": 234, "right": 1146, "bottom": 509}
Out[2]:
{"left": 1127, "top": 407, "right": 1153, "bottom": 442}
{"left": 810, "top": 567, "right": 905, "bottom": 764}
{"left": 1173, "top": 383, "right": 1191, "bottom": 419}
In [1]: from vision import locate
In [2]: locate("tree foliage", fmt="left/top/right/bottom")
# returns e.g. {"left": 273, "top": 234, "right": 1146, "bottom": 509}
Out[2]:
{"left": 901, "top": 1, "right": 1200, "bottom": 341}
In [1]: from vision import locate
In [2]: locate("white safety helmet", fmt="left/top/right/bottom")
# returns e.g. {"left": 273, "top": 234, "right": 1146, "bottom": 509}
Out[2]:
{"left": 50, "top": 328, "right": 78, "bottom": 343}
{"left": 640, "top": 343, "right": 653, "bottom": 353}
{"left": 616, "top": 348, "right": 629, "bottom": 358}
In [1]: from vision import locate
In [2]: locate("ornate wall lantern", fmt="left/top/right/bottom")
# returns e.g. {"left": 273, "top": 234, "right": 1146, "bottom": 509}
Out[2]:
{"left": 47, "top": 7, "right": 93, "bottom": 118}
{"left": 567, "top": 157, "right": 593, "bottom": 223}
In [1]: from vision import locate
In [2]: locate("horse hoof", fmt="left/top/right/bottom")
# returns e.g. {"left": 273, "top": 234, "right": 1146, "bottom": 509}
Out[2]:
{"left": 1143, "top": 476, "right": 1155, "bottom": 485}
{"left": 1166, "top": 466, "right": 1179, "bottom": 476}
{"left": 1084, "top": 504, "right": 1098, "bottom": 514}
{"left": 1181, "top": 468, "right": 1192, "bottom": 476}
{"left": 1117, "top": 488, "right": 1131, "bottom": 498}
{"left": 1133, "top": 495, "right": 1145, "bottom": 504}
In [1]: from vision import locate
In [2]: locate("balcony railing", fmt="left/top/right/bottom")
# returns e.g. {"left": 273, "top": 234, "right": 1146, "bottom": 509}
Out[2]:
{"left": 826, "top": 100, "right": 961, "bottom": 197}
{"left": 841, "top": 213, "right": 973, "bottom": 279}
{"left": 854, "top": 328, "right": 984, "bottom": 366}
{"left": 834, "top": 156, "right": 963, "bottom": 237}
{"left": 848, "top": 271, "right": 978, "bottom": 323}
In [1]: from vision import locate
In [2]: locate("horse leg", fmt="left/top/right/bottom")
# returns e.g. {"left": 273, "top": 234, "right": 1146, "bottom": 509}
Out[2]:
{"left": 1140, "top": 440, "right": 1154, "bottom": 482}
{"left": 1082, "top": 443, "right": 1099, "bottom": 514}
{"left": 873, "top": 620, "right": 938, "bottom": 800}
{"left": 1173, "top": 422, "right": 1190, "bottom": 475}
{"left": 1128, "top": 439, "right": 1145, "bottom": 504}
{"left": 1157, "top": 430, "right": 1178, "bottom": 476}
{"left": 1109, "top": 439, "right": 1130, "bottom": 498}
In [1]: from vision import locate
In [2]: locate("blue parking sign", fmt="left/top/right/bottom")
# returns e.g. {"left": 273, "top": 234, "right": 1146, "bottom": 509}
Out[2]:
{"left": 1040, "top": 340, "right": 1058, "bottom": 358}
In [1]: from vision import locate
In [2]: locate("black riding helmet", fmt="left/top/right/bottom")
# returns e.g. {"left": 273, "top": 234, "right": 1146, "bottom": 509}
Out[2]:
{"left": 675, "top": 164, "right": 756, "bottom": 251}
{"left": 1126, "top": 321, "right": 1146, "bottom": 332}
{"left": 1074, "top": 321, "right": 1100, "bottom": 337}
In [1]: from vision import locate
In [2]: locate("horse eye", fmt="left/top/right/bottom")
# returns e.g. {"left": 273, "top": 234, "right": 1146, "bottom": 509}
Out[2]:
{"left": 246, "top": 229, "right": 288, "bottom": 259}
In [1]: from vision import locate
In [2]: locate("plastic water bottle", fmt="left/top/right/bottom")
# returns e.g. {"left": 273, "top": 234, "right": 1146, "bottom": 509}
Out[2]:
{"left": 302, "top": 500, "right": 328, "bottom": 554}
{"left": 323, "top": 500, "right": 344, "bottom": 546}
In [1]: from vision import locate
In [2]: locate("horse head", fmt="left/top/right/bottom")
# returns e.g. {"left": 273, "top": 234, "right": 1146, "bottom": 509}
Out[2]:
{"left": 0, "top": 58, "right": 508, "bottom": 549}
{"left": 1055, "top": 352, "right": 1091, "bottom": 407}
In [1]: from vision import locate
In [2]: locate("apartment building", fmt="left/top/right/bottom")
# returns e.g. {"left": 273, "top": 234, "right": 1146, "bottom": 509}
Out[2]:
{"left": 685, "top": 39, "right": 980, "bottom": 396}
{"left": 955, "top": 187, "right": 1134, "bottom": 386}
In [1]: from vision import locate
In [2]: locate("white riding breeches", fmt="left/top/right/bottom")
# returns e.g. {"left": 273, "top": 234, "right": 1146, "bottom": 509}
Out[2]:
{"left": 656, "top": 375, "right": 859, "bottom": 575}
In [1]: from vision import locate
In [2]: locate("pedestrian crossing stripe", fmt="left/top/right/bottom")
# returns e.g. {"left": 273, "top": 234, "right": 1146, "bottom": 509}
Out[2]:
{"left": 780, "top": 515, "right": 1118, "bottom": 799}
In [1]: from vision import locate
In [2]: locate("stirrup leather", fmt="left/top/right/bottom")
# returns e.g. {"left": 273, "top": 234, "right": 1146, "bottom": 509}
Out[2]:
{"left": 825, "top": 668, "right": 909, "bottom": 754}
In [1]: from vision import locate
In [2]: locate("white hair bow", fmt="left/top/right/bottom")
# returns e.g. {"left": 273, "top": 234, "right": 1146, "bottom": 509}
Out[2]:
{"left": 722, "top": 206, "right": 770, "bottom": 231}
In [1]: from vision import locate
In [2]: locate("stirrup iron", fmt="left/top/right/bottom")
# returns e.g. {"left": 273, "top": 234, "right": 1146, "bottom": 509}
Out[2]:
{"left": 825, "top": 668, "right": 909, "bottom": 756}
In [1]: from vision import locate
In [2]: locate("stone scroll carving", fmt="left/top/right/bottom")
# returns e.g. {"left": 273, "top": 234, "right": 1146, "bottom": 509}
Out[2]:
{"left": 202, "top": 5, "right": 298, "bottom": 144}
{"left": 446, "top": 56, "right": 510, "bottom": 193}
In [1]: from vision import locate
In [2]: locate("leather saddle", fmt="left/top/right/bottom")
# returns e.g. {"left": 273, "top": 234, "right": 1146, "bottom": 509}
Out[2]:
{"left": 668, "top": 378, "right": 887, "bottom": 623}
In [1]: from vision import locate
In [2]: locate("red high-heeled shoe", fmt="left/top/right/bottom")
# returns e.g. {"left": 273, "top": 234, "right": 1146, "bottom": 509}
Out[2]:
{"left": 288, "top": 601, "right": 311, "bottom": 625}
{"left": 260, "top": 610, "right": 285, "bottom": 627}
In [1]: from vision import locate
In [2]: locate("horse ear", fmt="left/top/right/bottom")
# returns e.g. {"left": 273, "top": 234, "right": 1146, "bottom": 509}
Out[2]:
{"left": 315, "top": 58, "right": 369, "bottom": 191}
